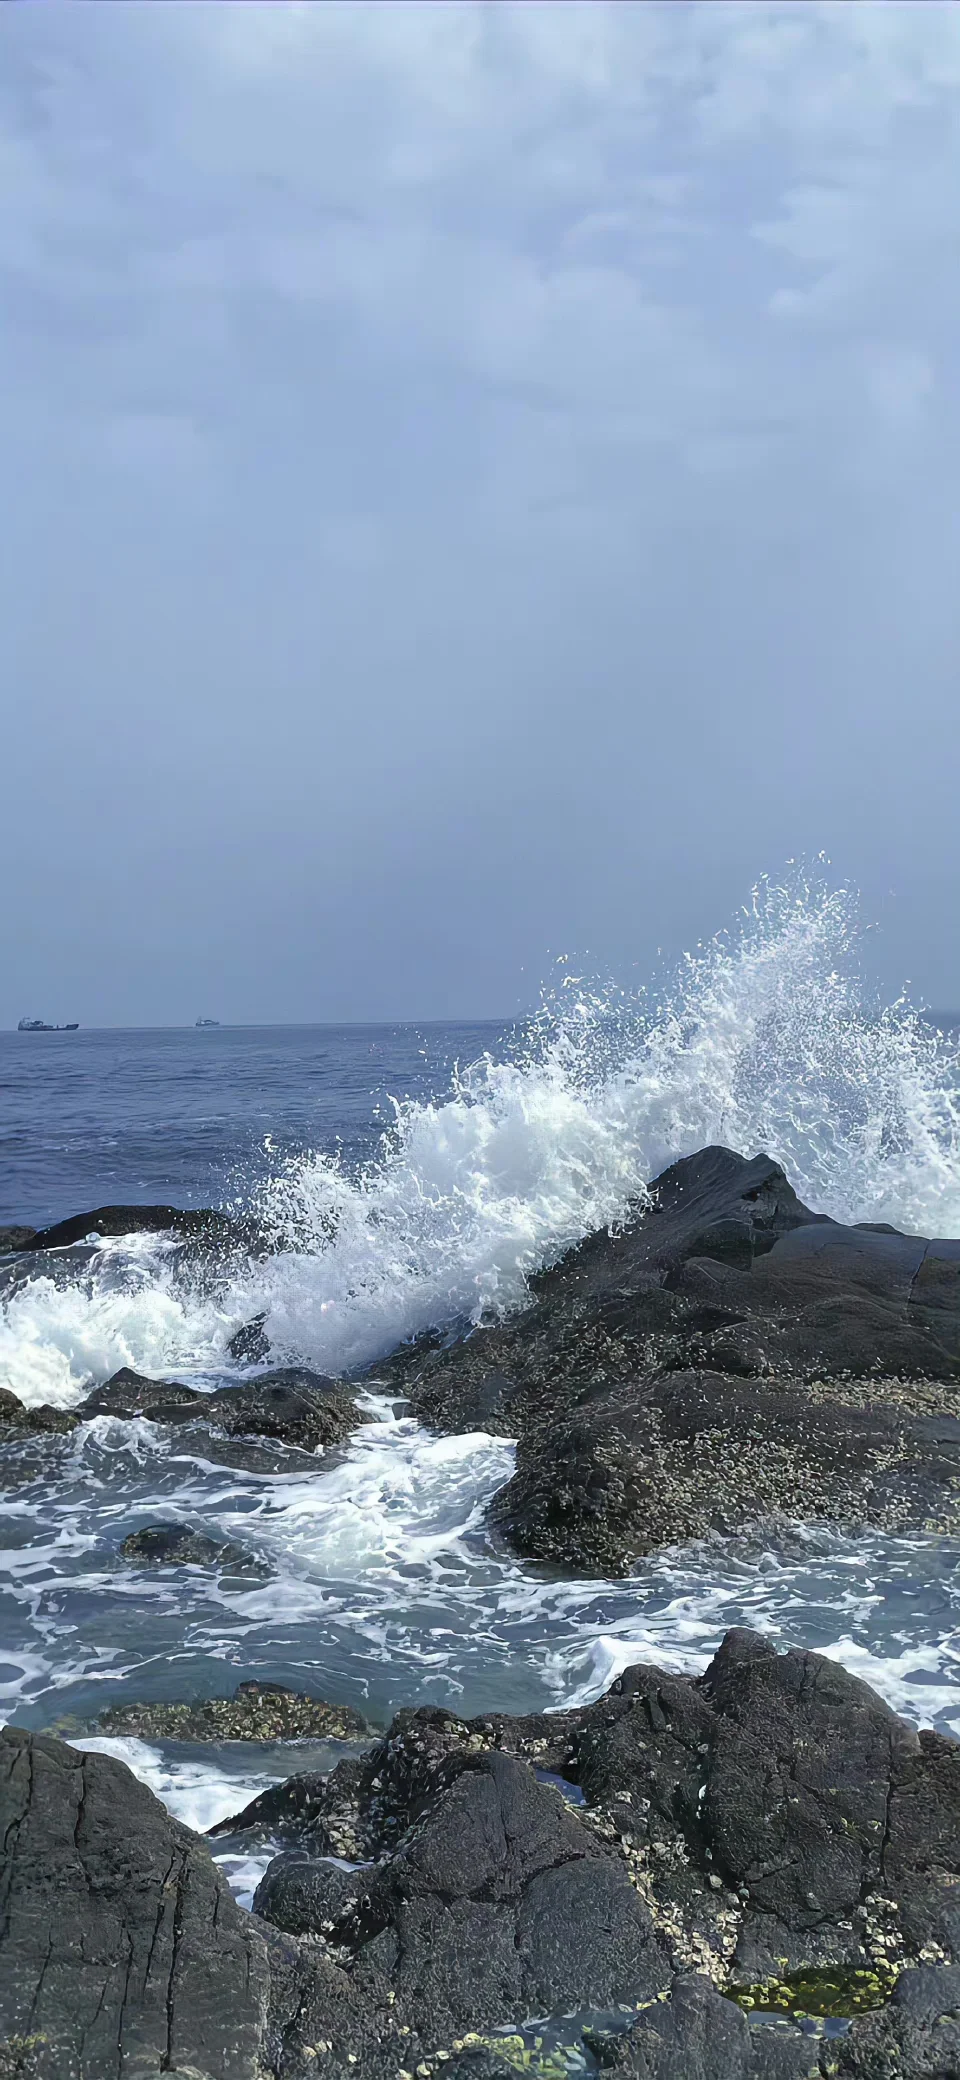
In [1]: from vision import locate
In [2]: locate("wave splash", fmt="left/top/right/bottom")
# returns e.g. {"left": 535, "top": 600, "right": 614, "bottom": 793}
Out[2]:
{"left": 5, "top": 870, "right": 960, "bottom": 1403}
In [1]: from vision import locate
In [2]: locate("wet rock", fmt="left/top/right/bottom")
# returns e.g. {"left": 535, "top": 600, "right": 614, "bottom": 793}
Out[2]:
{"left": 82, "top": 1364, "right": 366, "bottom": 1453}
{"left": 0, "top": 1725, "right": 272, "bottom": 2080}
{"left": 82, "top": 1366, "right": 205, "bottom": 1420}
{"left": 227, "top": 1312, "right": 272, "bottom": 1364}
{"left": 118, "top": 1522, "right": 253, "bottom": 1568}
{"left": 0, "top": 1387, "right": 79, "bottom": 1436}
{"left": 211, "top": 1762, "right": 369, "bottom": 1840}
{"left": 702, "top": 1633, "right": 915, "bottom": 1955}
{"left": 17, "top": 1202, "right": 256, "bottom": 1252}
{"left": 234, "top": 1633, "right": 960, "bottom": 2009}
{"left": 441, "top": 2056, "right": 523, "bottom": 2080}
{"left": 199, "top": 1370, "right": 367, "bottom": 1452}
{"left": 98, "top": 1683, "right": 371, "bottom": 1744}
{"left": 0, "top": 1225, "right": 37, "bottom": 1252}
{"left": 385, "top": 1147, "right": 960, "bottom": 1570}
{"left": 254, "top": 1851, "right": 369, "bottom": 1936}
{"left": 255, "top": 1749, "right": 670, "bottom": 2038}
{"left": 8, "top": 1638, "right": 960, "bottom": 2079}
{"left": 828, "top": 1962, "right": 960, "bottom": 2075}
{"left": 592, "top": 1975, "right": 817, "bottom": 2079}
{"left": 490, "top": 1367, "right": 960, "bottom": 1574}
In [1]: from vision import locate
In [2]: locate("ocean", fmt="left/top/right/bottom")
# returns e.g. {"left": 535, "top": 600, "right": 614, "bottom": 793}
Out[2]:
{"left": 3, "top": 876, "right": 960, "bottom": 1908}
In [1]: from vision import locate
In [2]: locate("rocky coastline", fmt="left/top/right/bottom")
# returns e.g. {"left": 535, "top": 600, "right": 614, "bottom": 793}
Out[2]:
{"left": 4, "top": 1633, "right": 960, "bottom": 2077}
{"left": 382, "top": 1146, "right": 960, "bottom": 1572}
{"left": 4, "top": 1145, "right": 960, "bottom": 2077}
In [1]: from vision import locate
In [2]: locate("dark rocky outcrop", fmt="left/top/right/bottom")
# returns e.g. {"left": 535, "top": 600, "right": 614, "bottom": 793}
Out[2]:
{"left": 0, "top": 1724, "right": 272, "bottom": 2080}
{"left": 118, "top": 1522, "right": 253, "bottom": 1569}
{"left": 0, "top": 1387, "right": 79, "bottom": 1437}
{"left": 378, "top": 1147, "right": 960, "bottom": 1571}
{"left": 232, "top": 1633, "right": 960, "bottom": 2007}
{"left": 254, "top": 1746, "right": 672, "bottom": 2039}
{"left": 829, "top": 1962, "right": 960, "bottom": 2074}
{"left": 97, "top": 1682, "right": 371, "bottom": 1744}
{"left": 82, "top": 1367, "right": 206, "bottom": 1421}
{"left": 81, "top": 1365, "right": 367, "bottom": 1454}
{"left": 7, "top": 1636, "right": 960, "bottom": 2078}
{"left": 0, "top": 1225, "right": 37, "bottom": 1253}
{"left": 491, "top": 1367, "right": 960, "bottom": 1573}
{"left": 196, "top": 1370, "right": 366, "bottom": 1452}
{"left": 12, "top": 1202, "right": 257, "bottom": 1252}
{"left": 591, "top": 1974, "right": 819, "bottom": 2078}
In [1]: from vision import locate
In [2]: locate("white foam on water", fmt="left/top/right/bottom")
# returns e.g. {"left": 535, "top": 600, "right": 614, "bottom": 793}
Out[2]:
{"left": 817, "top": 1636, "right": 960, "bottom": 1724}
{"left": 3, "top": 869, "right": 960, "bottom": 1855}
{"left": 3, "top": 1403, "right": 959, "bottom": 1734}
{"left": 0, "top": 1257, "right": 225, "bottom": 1408}
{"left": 66, "top": 1734, "right": 281, "bottom": 1905}
{"left": 68, "top": 1733, "right": 275, "bottom": 1834}
{"left": 210, "top": 1397, "right": 516, "bottom": 1580}
{"left": 5, "top": 870, "right": 960, "bottom": 1403}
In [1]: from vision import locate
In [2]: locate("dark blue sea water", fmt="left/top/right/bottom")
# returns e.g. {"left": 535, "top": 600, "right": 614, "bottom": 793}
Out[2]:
{"left": 0, "top": 1022, "right": 507, "bottom": 1228}
{"left": 3, "top": 890, "right": 960, "bottom": 1903}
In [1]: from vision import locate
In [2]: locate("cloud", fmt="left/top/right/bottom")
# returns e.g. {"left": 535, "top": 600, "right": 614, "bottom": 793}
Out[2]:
{"left": 1, "top": 4, "right": 959, "bottom": 1019}
{"left": 4, "top": 2, "right": 957, "bottom": 472}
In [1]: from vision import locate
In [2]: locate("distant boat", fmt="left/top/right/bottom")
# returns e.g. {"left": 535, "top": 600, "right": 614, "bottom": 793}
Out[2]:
{"left": 17, "top": 1019, "right": 79, "bottom": 1032}
{"left": 195, "top": 1018, "right": 220, "bottom": 1027}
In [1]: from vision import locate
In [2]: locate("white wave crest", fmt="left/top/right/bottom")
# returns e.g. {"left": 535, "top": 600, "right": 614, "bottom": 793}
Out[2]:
{"left": 5, "top": 868, "right": 960, "bottom": 1404}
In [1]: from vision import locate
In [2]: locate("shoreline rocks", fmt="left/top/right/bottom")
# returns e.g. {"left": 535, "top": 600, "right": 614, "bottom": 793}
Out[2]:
{"left": 96, "top": 1682, "right": 372, "bottom": 1744}
{"left": 5, "top": 1633, "right": 960, "bottom": 2078}
{"left": 0, "top": 1387, "right": 79, "bottom": 1438}
{"left": 0, "top": 1224, "right": 37, "bottom": 1253}
{"left": 378, "top": 1146, "right": 960, "bottom": 1572}
{"left": 118, "top": 1522, "right": 256, "bottom": 1569}
{"left": 5, "top": 1201, "right": 272, "bottom": 1254}
{"left": 81, "top": 1364, "right": 368, "bottom": 1454}
{"left": 0, "top": 1723, "right": 272, "bottom": 2080}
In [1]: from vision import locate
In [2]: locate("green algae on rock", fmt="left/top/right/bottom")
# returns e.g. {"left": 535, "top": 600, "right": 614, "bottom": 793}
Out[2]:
{"left": 725, "top": 1960, "right": 899, "bottom": 2020}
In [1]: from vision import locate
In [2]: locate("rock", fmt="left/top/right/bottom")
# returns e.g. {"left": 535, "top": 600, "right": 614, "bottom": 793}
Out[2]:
{"left": 16, "top": 1202, "right": 255, "bottom": 1252}
{"left": 828, "top": 1962, "right": 960, "bottom": 2075}
{"left": 702, "top": 1633, "right": 915, "bottom": 1951}
{"left": 0, "top": 1225, "right": 37, "bottom": 1252}
{"left": 119, "top": 1523, "right": 253, "bottom": 1569}
{"left": 254, "top": 1748, "right": 670, "bottom": 2039}
{"left": 441, "top": 2056, "right": 522, "bottom": 2080}
{"left": 82, "top": 1366, "right": 205, "bottom": 1420}
{"left": 197, "top": 1370, "right": 366, "bottom": 1452}
{"left": 254, "top": 1851, "right": 369, "bottom": 1936}
{"left": 490, "top": 1366, "right": 960, "bottom": 1573}
{"left": 210, "top": 1766, "right": 361, "bottom": 1840}
{"left": 98, "top": 1684, "right": 371, "bottom": 1744}
{"left": 385, "top": 1147, "right": 960, "bottom": 1570}
{"left": 231, "top": 1634, "right": 960, "bottom": 2008}
{"left": 0, "top": 1725, "right": 272, "bottom": 2080}
{"left": 227, "top": 1312, "right": 272, "bottom": 1364}
{"left": 82, "top": 1365, "right": 366, "bottom": 1453}
{"left": 8, "top": 1638, "right": 960, "bottom": 2079}
{"left": 591, "top": 1974, "right": 818, "bottom": 2079}
{"left": 0, "top": 1387, "right": 79, "bottom": 1436}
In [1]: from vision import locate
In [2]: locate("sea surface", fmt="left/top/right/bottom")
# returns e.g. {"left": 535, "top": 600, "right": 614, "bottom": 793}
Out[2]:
{"left": 4, "top": 877, "right": 960, "bottom": 1908}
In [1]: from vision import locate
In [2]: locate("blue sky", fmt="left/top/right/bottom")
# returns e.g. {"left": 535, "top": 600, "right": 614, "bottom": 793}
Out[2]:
{"left": 2, "top": 3, "right": 958, "bottom": 1022}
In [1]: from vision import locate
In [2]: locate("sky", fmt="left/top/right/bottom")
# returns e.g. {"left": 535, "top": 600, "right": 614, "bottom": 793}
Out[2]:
{"left": 1, "top": 2, "right": 959, "bottom": 1025}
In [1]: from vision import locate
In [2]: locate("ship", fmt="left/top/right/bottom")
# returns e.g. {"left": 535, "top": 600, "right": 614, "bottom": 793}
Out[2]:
{"left": 18, "top": 1019, "right": 79, "bottom": 1032}
{"left": 195, "top": 1017, "right": 220, "bottom": 1027}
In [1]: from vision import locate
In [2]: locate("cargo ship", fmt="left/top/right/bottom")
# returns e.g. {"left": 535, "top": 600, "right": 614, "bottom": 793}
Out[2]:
{"left": 17, "top": 1019, "right": 79, "bottom": 1032}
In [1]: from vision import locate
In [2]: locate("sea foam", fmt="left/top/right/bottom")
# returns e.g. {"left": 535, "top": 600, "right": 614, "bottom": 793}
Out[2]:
{"left": 4, "top": 869, "right": 960, "bottom": 1405}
